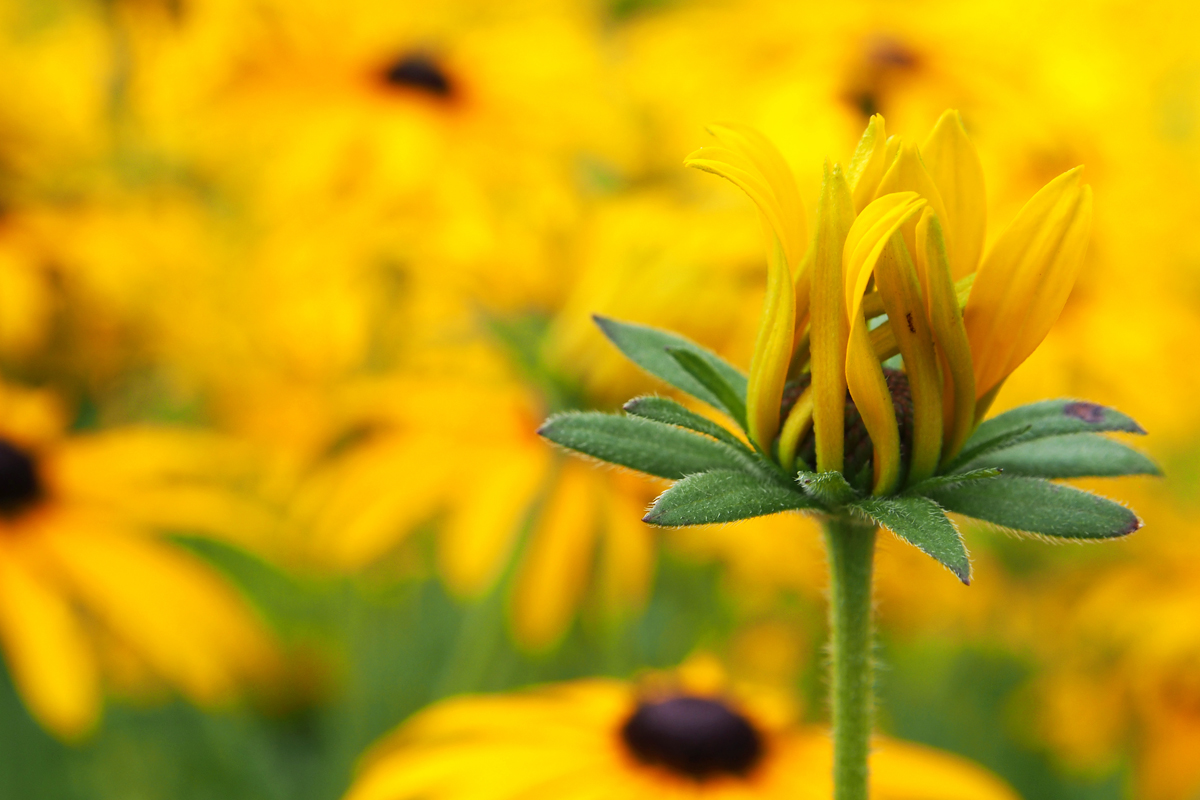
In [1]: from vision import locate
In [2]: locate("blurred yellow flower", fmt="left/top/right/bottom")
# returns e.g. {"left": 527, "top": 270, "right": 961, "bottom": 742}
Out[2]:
{"left": 0, "top": 381, "right": 279, "bottom": 739}
{"left": 343, "top": 667, "right": 1019, "bottom": 800}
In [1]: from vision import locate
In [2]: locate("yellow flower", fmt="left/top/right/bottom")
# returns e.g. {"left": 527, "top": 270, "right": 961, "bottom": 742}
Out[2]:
{"left": 687, "top": 110, "right": 1091, "bottom": 494}
{"left": 0, "top": 382, "right": 279, "bottom": 739}
{"left": 343, "top": 668, "right": 1018, "bottom": 800}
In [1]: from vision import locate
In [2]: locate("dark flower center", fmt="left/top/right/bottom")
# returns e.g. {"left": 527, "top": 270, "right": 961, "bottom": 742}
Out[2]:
{"left": 621, "top": 695, "right": 764, "bottom": 780}
{"left": 781, "top": 368, "right": 914, "bottom": 489}
{"left": 380, "top": 53, "right": 454, "bottom": 98}
{"left": 0, "top": 438, "right": 42, "bottom": 517}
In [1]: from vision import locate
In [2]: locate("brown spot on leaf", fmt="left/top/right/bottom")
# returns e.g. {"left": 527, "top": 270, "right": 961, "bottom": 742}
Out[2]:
{"left": 1063, "top": 402, "right": 1106, "bottom": 424}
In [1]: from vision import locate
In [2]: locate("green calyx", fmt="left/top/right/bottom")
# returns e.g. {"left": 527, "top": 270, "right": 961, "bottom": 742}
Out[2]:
{"left": 537, "top": 316, "right": 1157, "bottom": 584}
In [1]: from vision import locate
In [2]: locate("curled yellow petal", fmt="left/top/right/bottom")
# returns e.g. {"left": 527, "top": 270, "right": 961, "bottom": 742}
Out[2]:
{"left": 843, "top": 193, "right": 927, "bottom": 494}
{"left": 686, "top": 125, "right": 805, "bottom": 450}
{"left": 923, "top": 110, "right": 987, "bottom": 279}
{"left": 964, "top": 167, "right": 1092, "bottom": 400}
{"left": 915, "top": 210, "right": 976, "bottom": 464}
{"left": 746, "top": 235, "right": 796, "bottom": 450}
{"left": 846, "top": 114, "right": 890, "bottom": 212}
{"left": 777, "top": 383, "right": 814, "bottom": 473}
{"left": 872, "top": 234, "right": 943, "bottom": 486}
{"left": 807, "top": 161, "right": 855, "bottom": 473}
{"left": 685, "top": 124, "right": 806, "bottom": 270}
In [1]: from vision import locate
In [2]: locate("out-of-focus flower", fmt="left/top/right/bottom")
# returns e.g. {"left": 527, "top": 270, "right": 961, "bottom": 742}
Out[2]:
{"left": 0, "top": 381, "right": 279, "bottom": 739}
{"left": 118, "top": 0, "right": 636, "bottom": 308}
{"left": 343, "top": 661, "right": 1019, "bottom": 800}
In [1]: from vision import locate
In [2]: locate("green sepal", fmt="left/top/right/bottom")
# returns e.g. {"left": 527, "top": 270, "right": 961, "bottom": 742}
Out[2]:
{"left": 622, "top": 396, "right": 750, "bottom": 453}
{"left": 926, "top": 475, "right": 1142, "bottom": 540}
{"left": 593, "top": 315, "right": 747, "bottom": 413}
{"left": 966, "top": 399, "right": 1145, "bottom": 451}
{"left": 960, "top": 433, "right": 1160, "bottom": 479}
{"left": 797, "top": 470, "right": 860, "bottom": 508}
{"left": 665, "top": 347, "right": 748, "bottom": 429}
{"left": 851, "top": 496, "right": 970, "bottom": 584}
{"left": 538, "top": 412, "right": 758, "bottom": 480}
{"left": 643, "top": 469, "right": 816, "bottom": 527}
{"left": 906, "top": 468, "right": 1002, "bottom": 496}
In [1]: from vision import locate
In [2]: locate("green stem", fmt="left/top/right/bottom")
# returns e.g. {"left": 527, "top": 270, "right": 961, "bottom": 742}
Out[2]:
{"left": 823, "top": 515, "right": 877, "bottom": 800}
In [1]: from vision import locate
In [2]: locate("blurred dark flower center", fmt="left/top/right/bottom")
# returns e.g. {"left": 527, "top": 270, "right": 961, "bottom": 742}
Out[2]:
{"left": 381, "top": 53, "right": 453, "bottom": 98}
{"left": 621, "top": 695, "right": 763, "bottom": 780}
{"left": 0, "top": 438, "right": 42, "bottom": 517}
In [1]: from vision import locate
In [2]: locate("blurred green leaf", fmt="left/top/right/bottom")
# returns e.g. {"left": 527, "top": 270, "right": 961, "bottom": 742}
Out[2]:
{"left": 593, "top": 315, "right": 747, "bottom": 412}
{"left": 665, "top": 347, "right": 747, "bottom": 429}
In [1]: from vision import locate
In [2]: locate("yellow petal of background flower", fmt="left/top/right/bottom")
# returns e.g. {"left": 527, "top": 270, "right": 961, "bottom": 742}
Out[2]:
{"left": 511, "top": 462, "right": 598, "bottom": 649}
{"left": 843, "top": 193, "right": 926, "bottom": 494}
{"left": 916, "top": 210, "right": 977, "bottom": 464}
{"left": 804, "top": 161, "right": 855, "bottom": 473}
{"left": 40, "top": 522, "right": 278, "bottom": 705}
{"left": 439, "top": 445, "right": 549, "bottom": 598}
{"left": 0, "top": 538, "right": 99, "bottom": 740}
{"left": 964, "top": 167, "right": 1093, "bottom": 402}
{"left": 922, "top": 110, "right": 988, "bottom": 280}
{"left": 872, "top": 234, "right": 943, "bottom": 486}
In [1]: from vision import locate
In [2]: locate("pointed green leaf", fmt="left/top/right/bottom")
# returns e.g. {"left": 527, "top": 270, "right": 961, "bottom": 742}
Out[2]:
{"left": 797, "top": 470, "right": 860, "bottom": 508}
{"left": 906, "top": 468, "right": 1002, "bottom": 496}
{"left": 538, "top": 412, "right": 757, "bottom": 480}
{"left": 665, "top": 348, "right": 748, "bottom": 429}
{"left": 644, "top": 470, "right": 816, "bottom": 527}
{"left": 960, "top": 433, "right": 1160, "bottom": 479}
{"left": 623, "top": 396, "right": 750, "bottom": 452}
{"left": 944, "top": 425, "right": 1032, "bottom": 473}
{"left": 852, "top": 495, "right": 970, "bottom": 583}
{"left": 593, "top": 315, "right": 747, "bottom": 412}
{"left": 969, "top": 399, "right": 1145, "bottom": 448}
{"left": 926, "top": 475, "right": 1142, "bottom": 539}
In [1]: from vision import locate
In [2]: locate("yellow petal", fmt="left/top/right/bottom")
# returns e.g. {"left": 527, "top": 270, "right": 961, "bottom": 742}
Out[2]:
{"left": 40, "top": 522, "right": 278, "bottom": 704}
{"left": 844, "top": 193, "right": 926, "bottom": 495}
{"left": 846, "top": 114, "right": 889, "bottom": 212}
{"left": 596, "top": 475, "right": 656, "bottom": 614}
{"left": 964, "top": 167, "right": 1092, "bottom": 400}
{"left": 872, "top": 234, "right": 943, "bottom": 486}
{"left": 745, "top": 234, "right": 796, "bottom": 450}
{"left": 511, "top": 462, "right": 598, "bottom": 649}
{"left": 874, "top": 140, "right": 951, "bottom": 263}
{"left": 777, "top": 382, "right": 814, "bottom": 473}
{"left": 685, "top": 123, "right": 806, "bottom": 269}
{"left": 0, "top": 539, "right": 99, "bottom": 740}
{"left": 922, "top": 110, "right": 988, "bottom": 279}
{"left": 806, "top": 161, "right": 855, "bottom": 473}
{"left": 916, "top": 210, "right": 977, "bottom": 464}
{"left": 439, "top": 445, "right": 548, "bottom": 598}
{"left": 686, "top": 125, "right": 805, "bottom": 450}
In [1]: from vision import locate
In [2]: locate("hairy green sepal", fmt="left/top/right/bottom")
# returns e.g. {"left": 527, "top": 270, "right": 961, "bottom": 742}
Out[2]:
{"left": 644, "top": 469, "right": 816, "bottom": 526}
{"left": 852, "top": 496, "right": 970, "bottom": 583}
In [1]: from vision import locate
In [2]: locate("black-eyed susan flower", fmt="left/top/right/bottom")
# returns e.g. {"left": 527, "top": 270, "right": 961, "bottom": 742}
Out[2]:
{"left": 538, "top": 111, "right": 1156, "bottom": 799}
{"left": 342, "top": 663, "right": 1019, "bottom": 800}
{"left": 0, "top": 381, "right": 279, "bottom": 739}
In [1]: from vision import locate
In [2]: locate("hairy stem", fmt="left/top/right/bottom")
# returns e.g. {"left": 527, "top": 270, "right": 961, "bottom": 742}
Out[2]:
{"left": 823, "top": 515, "right": 877, "bottom": 800}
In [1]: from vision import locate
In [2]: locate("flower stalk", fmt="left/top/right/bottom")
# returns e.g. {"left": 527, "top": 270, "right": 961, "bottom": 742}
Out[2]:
{"left": 824, "top": 515, "right": 877, "bottom": 800}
